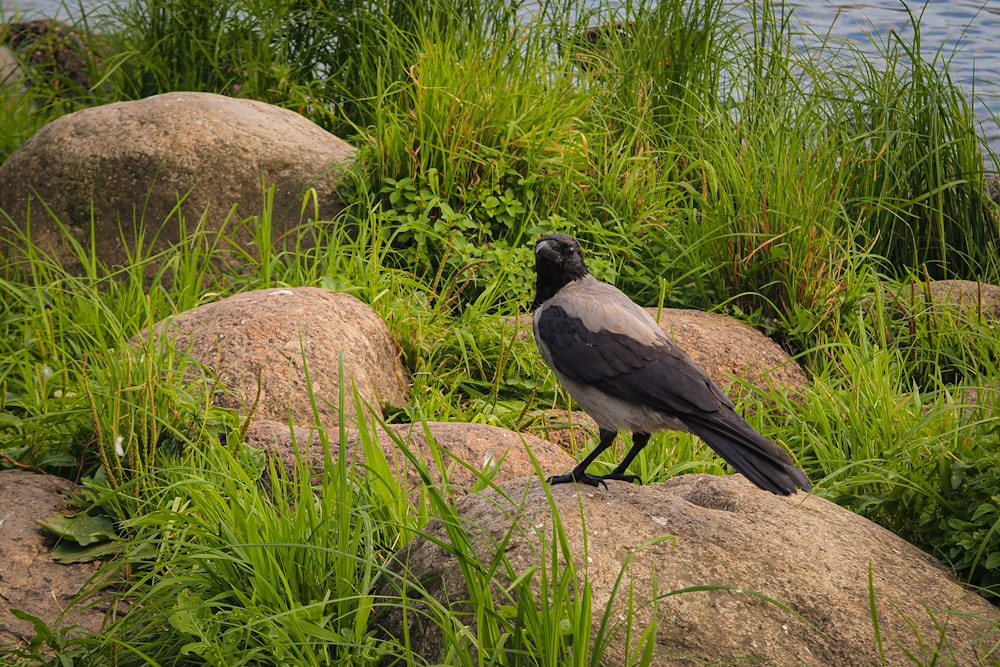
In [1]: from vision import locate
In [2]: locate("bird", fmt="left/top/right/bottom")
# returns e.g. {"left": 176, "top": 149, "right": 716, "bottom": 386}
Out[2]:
{"left": 531, "top": 233, "right": 812, "bottom": 495}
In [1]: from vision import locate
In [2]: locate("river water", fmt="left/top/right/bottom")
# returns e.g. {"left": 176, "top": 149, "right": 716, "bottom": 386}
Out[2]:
{"left": 4, "top": 0, "right": 999, "bottom": 156}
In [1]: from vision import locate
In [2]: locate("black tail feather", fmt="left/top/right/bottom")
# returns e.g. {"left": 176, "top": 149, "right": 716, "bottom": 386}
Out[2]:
{"left": 684, "top": 411, "right": 811, "bottom": 495}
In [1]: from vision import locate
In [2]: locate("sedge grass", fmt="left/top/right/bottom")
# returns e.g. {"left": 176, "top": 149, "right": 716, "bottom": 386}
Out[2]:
{"left": 13, "top": 382, "right": 669, "bottom": 666}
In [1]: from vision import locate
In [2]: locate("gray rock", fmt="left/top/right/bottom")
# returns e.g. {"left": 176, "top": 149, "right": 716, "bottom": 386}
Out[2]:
{"left": 135, "top": 287, "right": 409, "bottom": 430}
{"left": 1, "top": 19, "right": 92, "bottom": 90}
{"left": 1, "top": 45, "right": 20, "bottom": 87}
{"left": 0, "top": 92, "right": 354, "bottom": 273}
{"left": 516, "top": 308, "right": 807, "bottom": 398}
{"left": 378, "top": 474, "right": 1000, "bottom": 666}
{"left": 646, "top": 307, "right": 809, "bottom": 398}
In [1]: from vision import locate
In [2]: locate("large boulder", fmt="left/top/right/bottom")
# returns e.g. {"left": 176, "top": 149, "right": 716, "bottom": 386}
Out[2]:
{"left": 0, "top": 470, "right": 108, "bottom": 648}
{"left": 135, "top": 287, "right": 409, "bottom": 430}
{"left": 379, "top": 474, "right": 1000, "bottom": 666}
{"left": 246, "top": 419, "right": 575, "bottom": 495}
{"left": 0, "top": 92, "right": 355, "bottom": 273}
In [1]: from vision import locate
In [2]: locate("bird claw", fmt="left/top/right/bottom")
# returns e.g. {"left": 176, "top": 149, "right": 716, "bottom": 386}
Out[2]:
{"left": 602, "top": 471, "right": 643, "bottom": 485}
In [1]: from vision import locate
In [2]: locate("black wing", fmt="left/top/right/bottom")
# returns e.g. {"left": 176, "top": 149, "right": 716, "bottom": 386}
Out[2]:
{"left": 536, "top": 303, "right": 733, "bottom": 418}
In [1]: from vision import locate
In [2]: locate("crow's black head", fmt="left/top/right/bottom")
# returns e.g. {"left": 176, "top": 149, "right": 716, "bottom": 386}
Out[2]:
{"left": 532, "top": 234, "right": 590, "bottom": 308}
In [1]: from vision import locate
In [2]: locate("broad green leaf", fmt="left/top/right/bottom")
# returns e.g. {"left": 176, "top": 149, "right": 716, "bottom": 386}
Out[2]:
{"left": 51, "top": 539, "right": 120, "bottom": 564}
{"left": 38, "top": 513, "right": 117, "bottom": 546}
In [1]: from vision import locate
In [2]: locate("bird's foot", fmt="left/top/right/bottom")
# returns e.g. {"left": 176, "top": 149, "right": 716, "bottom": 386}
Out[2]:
{"left": 547, "top": 470, "right": 643, "bottom": 487}
{"left": 547, "top": 471, "right": 608, "bottom": 489}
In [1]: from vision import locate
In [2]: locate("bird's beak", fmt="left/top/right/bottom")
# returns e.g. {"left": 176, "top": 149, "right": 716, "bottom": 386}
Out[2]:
{"left": 534, "top": 239, "right": 561, "bottom": 263}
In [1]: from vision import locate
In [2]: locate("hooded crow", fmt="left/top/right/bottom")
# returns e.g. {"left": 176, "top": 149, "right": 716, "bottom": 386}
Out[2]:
{"left": 532, "top": 233, "right": 811, "bottom": 495}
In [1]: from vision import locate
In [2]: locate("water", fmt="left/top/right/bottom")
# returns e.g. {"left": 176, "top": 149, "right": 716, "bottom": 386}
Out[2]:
{"left": 784, "top": 0, "right": 1000, "bottom": 155}
{"left": 4, "top": 0, "right": 999, "bottom": 155}
{"left": 1, "top": 0, "right": 95, "bottom": 23}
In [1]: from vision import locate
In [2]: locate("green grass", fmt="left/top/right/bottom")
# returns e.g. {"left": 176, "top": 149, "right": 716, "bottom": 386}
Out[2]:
{"left": 3, "top": 0, "right": 1000, "bottom": 662}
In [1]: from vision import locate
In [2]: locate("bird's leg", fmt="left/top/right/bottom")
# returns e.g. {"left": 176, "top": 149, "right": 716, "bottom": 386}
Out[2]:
{"left": 547, "top": 428, "right": 618, "bottom": 488}
{"left": 596, "top": 432, "right": 650, "bottom": 484}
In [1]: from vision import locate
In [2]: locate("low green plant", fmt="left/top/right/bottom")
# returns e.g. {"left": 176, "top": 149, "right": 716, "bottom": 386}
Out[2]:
{"left": 917, "top": 444, "right": 1000, "bottom": 601}
{"left": 11, "top": 379, "right": 668, "bottom": 666}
